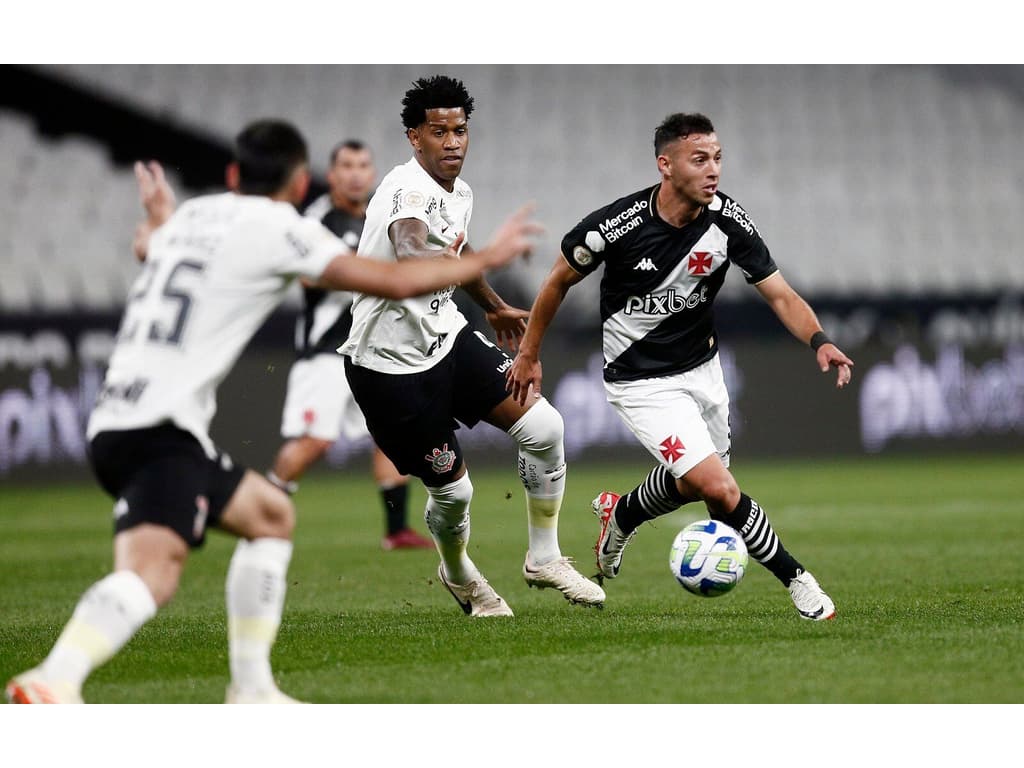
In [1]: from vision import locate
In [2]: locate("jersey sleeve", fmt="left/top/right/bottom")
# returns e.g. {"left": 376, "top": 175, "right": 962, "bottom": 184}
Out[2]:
{"left": 720, "top": 199, "right": 778, "bottom": 284}
{"left": 383, "top": 184, "right": 432, "bottom": 230}
{"left": 559, "top": 206, "right": 613, "bottom": 277}
{"left": 276, "top": 214, "right": 351, "bottom": 280}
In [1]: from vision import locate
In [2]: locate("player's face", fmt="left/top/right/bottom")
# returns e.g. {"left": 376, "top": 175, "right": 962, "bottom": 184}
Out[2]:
{"left": 328, "top": 147, "right": 375, "bottom": 205}
{"left": 407, "top": 107, "right": 469, "bottom": 191}
{"left": 658, "top": 133, "right": 722, "bottom": 207}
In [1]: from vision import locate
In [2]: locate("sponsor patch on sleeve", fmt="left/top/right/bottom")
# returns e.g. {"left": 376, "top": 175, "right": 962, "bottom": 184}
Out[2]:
{"left": 573, "top": 245, "right": 594, "bottom": 267}
{"left": 403, "top": 191, "right": 426, "bottom": 208}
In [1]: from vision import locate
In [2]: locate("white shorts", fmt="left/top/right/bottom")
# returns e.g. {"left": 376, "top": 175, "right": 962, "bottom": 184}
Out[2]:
{"left": 280, "top": 354, "right": 370, "bottom": 443}
{"left": 603, "top": 354, "right": 731, "bottom": 478}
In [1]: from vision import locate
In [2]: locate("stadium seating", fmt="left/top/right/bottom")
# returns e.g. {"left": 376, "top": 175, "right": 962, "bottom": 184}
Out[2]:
{"left": 2, "top": 65, "right": 1022, "bottom": 312}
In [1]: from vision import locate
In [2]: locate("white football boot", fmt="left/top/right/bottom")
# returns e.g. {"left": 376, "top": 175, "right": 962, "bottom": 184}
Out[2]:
{"left": 592, "top": 491, "right": 636, "bottom": 581}
{"left": 523, "top": 555, "right": 606, "bottom": 608}
{"left": 5, "top": 668, "right": 83, "bottom": 704}
{"left": 788, "top": 570, "right": 837, "bottom": 621}
{"left": 437, "top": 564, "right": 513, "bottom": 617}
{"left": 225, "top": 685, "right": 304, "bottom": 704}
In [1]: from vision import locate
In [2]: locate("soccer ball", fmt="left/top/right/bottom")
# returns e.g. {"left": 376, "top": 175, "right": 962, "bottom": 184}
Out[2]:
{"left": 669, "top": 520, "right": 748, "bottom": 597}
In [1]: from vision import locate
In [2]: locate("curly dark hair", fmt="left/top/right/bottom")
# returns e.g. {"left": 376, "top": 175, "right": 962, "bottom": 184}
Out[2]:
{"left": 654, "top": 113, "right": 716, "bottom": 155}
{"left": 401, "top": 75, "right": 475, "bottom": 129}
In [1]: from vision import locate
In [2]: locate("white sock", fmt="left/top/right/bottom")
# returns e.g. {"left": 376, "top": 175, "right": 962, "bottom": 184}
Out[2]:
{"left": 40, "top": 570, "right": 157, "bottom": 690}
{"left": 508, "top": 398, "right": 566, "bottom": 565}
{"left": 225, "top": 537, "right": 293, "bottom": 695}
{"left": 424, "top": 473, "right": 479, "bottom": 585}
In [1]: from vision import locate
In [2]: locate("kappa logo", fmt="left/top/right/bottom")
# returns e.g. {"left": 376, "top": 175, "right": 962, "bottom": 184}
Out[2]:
{"left": 425, "top": 443, "right": 457, "bottom": 474}
{"left": 634, "top": 258, "right": 657, "bottom": 271}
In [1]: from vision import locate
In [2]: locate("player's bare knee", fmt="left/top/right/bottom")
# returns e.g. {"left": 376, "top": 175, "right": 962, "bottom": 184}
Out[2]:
{"left": 698, "top": 475, "right": 740, "bottom": 510}
{"left": 259, "top": 492, "right": 295, "bottom": 540}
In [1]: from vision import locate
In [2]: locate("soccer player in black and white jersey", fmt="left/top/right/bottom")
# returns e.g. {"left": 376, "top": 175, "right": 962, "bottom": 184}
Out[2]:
{"left": 269, "top": 139, "right": 432, "bottom": 552}
{"left": 507, "top": 113, "right": 854, "bottom": 621}
{"left": 341, "top": 75, "right": 605, "bottom": 616}
{"left": 5, "top": 120, "right": 541, "bottom": 704}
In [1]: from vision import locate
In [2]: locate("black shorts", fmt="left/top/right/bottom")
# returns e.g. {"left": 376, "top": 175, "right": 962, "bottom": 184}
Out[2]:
{"left": 345, "top": 326, "right": 513, "bottom": 484}
{"left": 88, "top": 422, "right": 245, "bottom": 548}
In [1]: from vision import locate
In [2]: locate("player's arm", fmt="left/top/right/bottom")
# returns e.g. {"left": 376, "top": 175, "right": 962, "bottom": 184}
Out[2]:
{"left": 131, "top": 161, "right": 176, "bottom": 262}
{"left": 459, "top": 242, "right": 530, "bottom": 352}
{"left": 754, "top": 271, "right": 854, "bottom": 389}
{"left": 317, "top": 205, "right": 540, "bottom": 300}
{"left": 506, "top": 255, "right": 585, "bottom": 405}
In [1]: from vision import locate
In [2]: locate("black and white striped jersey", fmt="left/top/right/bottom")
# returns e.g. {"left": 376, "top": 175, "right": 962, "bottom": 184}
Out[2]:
{"left": 296, "top": 194, "right": 363, "bottom": 358}
{"left": 560, "top": 184, "right": 778, "bottom": 383}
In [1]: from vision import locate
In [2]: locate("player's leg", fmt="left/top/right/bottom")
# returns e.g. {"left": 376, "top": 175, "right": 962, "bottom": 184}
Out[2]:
{"left": 372, "top": 445, "right": 431, "bottom": 550}
{"left": 268, "top": 356, "right": 341, "bottom": 494}
{"left": 345, "top": 354, "right": 510, "bottom": 617}
{"left": 594, "top": 370, "right": 715, "bottom": 579}
{"left": 7, "top": 425, "right": 212, "bottom": 704}
{"left": 216, "top": 470, "right": 302, "bottom": 702}
{"left": 679, "top": 358, "right": 835, "bottom": 620}
{"left": 459, "top": 330, "right": 603, "bottom": 606}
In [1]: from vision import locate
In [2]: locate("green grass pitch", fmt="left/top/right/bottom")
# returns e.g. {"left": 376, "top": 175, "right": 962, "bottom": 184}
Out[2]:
{"left": 1, "top": 453, "right": 1022, "bottom": 705}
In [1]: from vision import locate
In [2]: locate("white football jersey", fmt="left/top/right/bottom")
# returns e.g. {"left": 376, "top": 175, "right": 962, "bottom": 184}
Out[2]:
{"left": 339, "top": 157, "right": 473, "bottom": 373}
{"left": 87, "top": 192, "right": 345, "bottom": 457}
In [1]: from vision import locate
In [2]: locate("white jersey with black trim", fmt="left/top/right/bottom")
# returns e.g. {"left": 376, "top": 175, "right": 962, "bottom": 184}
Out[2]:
{"left": 339, "top": 157, "right": 473, "bottom": 374}
{"left": 87, "top": 192, "right": 345, "bottom": 457}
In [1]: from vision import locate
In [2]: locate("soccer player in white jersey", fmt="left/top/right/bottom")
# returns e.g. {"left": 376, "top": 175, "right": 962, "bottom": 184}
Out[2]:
{"left": 341, "top": 75, "right": 605, "bottom": 616}
{"left": 269, "top": 139, "right": 431, "bottom": 552}
{"left": 507, "top": 113, "right": 854, "bottom": 621}
{"left": 5, "top": 119, "right": 541, "bottom": 704}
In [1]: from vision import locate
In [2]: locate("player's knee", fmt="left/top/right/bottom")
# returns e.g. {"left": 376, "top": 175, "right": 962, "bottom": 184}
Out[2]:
{"left": 263, "top": 493, "right": 296, "bottom": 539}
{"left": 132, "top": 556, "right": 184, "bottom": 607}
{"left": 698, "top": 474, "right": 740, "bottom": 510}
{"left": 425, "top": 473, "right": 473, "bottom": 531}
{"left": 509, "top": 397, "right": 564, "bottom": 453}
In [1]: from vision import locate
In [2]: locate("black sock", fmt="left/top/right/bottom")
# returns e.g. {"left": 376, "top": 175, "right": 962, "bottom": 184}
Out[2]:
{"left": 615, "top": 465, "right": 688, "bottom": 535}
{"left": 381, "top": 484, "right": 409, "bottom": 535}
{"left": 713, "top": 493, "right": 803, "bottom": 585}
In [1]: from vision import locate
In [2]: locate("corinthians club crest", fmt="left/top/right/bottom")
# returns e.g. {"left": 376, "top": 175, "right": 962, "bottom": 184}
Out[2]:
{"left": 425, "top": 443, "right": 457, "bottom": 474}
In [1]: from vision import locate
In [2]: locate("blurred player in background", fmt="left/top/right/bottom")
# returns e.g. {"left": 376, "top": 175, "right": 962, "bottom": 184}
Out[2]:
{"left": 341, "top": 75, "right": 605, "bottom": 617}
{"left": 269, "top": 139, "right": 432, "bottom": 551}
{"left": 507, "top": 112, "right": 853, "bottom": 621}
{"left": 5, "top": 119, "right": 540, "bottom": 704}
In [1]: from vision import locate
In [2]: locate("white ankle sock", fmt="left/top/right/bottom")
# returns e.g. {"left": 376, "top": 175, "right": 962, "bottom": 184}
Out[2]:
{"left": 40, "top": 570, "right": 157, "bottom": 689}
{"left": 225, "top": 538, "right": 293, "bottom": 695}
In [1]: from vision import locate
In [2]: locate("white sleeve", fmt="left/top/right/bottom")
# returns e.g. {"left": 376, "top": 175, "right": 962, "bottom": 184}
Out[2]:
{"left": 383, "top": 185, "right": 432, "bottom": 229}
{"left": 276, "top": 215, "right": 351, "bottom": 280}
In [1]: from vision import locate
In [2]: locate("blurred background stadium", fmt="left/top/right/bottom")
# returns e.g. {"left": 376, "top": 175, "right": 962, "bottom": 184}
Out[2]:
{"left": 1, "top": 64, "right": 1022, "bottom": 482}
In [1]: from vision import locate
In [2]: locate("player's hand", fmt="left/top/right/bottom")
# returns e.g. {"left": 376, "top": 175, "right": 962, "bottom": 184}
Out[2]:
{"left": 506, "top": 351, "right": 543, "bottom": 406}
{"left": 481, "top": 204, "right": 543, "bottom": 269}
{"left": 817, "top": 344, "right": 854, "bottom": 389}
{"left": 441, "top": 232, "right": 466, "bottom": 260}
{"left": 486, "top": 305, "right": 529, "bottom": 352}
{"left": 134, "top": 160, "right": 176, "bottom": 227}
{"left": 132, "top": 221, "right": 154, "bottom": 262}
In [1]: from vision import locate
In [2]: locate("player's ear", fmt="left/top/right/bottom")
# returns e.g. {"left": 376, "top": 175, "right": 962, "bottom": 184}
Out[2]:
{"left": 657, "top": 154, "right": 671, "bottom": 179}
{"left": 406, "top": 127, "right": 421, "bottom": 152}
{"left": 225, "top": 162, "right": 240, "bottom": 191}
{"left": 288, "top": 165, "right": 311, "bottom": 206}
